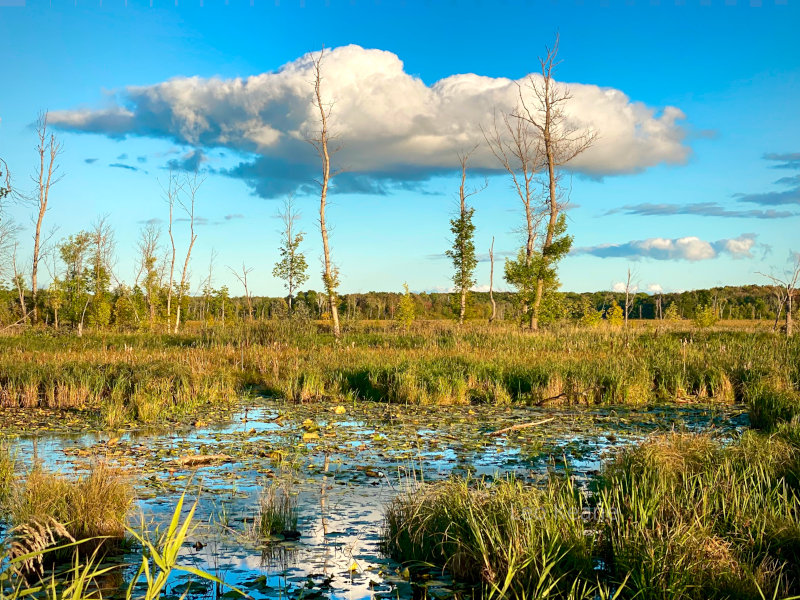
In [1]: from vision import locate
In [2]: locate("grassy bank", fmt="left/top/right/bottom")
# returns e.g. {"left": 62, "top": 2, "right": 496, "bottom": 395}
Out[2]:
{"left": 0, "top": 322, "right": 798, "bottom": 426}
{"left": 384, "top": 428, "right": 800, "bottom": 599}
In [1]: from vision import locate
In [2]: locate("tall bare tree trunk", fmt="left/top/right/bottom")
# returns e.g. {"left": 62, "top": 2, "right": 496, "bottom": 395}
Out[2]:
{"left": 311, "top": 48, "right": 341, "bottom": 340}
{"left": 174, "top": 173, "right": 201, "bottom": 334}
{"left": 489, "top": 237, "right": 497, "bottom": 324}
{"left": 516, "top": 36, "right": 595, "bottom": 331}
{"left": 458, "top": 162, "right": 468, "bottom": 326}
{"left": 484, "top": 112, "right": 541, "bottom": 326}
{"left": 164, "top": 171, "right": 179, "bottom": 330}
{"left": 31, "top": 112, "right": 62, "bottom": 323}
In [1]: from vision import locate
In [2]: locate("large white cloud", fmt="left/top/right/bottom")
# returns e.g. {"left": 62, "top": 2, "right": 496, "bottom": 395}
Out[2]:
{"left": 50, "top": 44, "right": 690, "bottom": 198}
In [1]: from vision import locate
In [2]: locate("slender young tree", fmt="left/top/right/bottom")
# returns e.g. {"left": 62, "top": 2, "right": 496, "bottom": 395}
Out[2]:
{"left": 0, "top": 158, "right": 11, "bottom": 201}
{"left": 488, "top": 236, "right": 497, "bottom": 324}
{"left": 163, "top": 170, "right": 180, "bottom": 327}
{"left": 136, "top": 222, "right": 163, "bottom": 328}
{"left": 229, "top": 263, "right": 254, "bottom": 321}
{"left": 88, "top": 216, "right": 115, "bottom": 328}
{"left": 173, "top": 171, "right": 202, "bottom": 333}
{"left": 273, "top": 195, "right": 309, "bottom": 314}
{"left": 309, "top": 47, "right": 341, "bottom": 339}
{"left": 31, "top": 111, "right": 64, "bottom": 323}
{"left": 514, "top": 36, "right": 596, "bottom": 330}
{"left": 759, "top": 253, "right": 800, "bottom": 337}
{"left": 445, "top": 148, "right": 484, "bottom": 325}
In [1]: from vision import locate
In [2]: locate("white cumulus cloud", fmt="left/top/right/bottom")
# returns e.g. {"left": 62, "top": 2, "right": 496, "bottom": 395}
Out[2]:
{"left": 573, "top": 233, "right": 758, "bottom": 261}
{"left": 49, "top": 45, "right": 690, "bottom": 198}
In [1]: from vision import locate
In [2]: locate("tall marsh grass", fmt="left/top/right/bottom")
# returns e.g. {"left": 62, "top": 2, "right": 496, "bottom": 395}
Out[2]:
{"left": 1, "top": 324, "right": 798, "bottom": 423}
{"left": 384, "top": 431, "right": 800, "bottom": 599}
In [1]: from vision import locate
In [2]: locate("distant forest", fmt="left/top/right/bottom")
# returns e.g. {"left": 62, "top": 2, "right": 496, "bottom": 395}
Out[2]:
{"left": 0, "top": 284, "right": 786, "bottom": 329}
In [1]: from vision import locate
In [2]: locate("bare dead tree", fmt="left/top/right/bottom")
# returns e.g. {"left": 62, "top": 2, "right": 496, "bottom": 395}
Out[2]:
{"left": 12, "top": 241, "right": 28, "bottom": 321}
{"left": 162, "top": 170, "right": 181, "bottom": 327}
{"left": 0, "top": 157, "right": 12, "bottom": 202}
{"left": 229, "top": 262, "right": 254, "bottom": 321}
{"left": 770, "top": 286, "right": 787, "bottom": 332}
{"left": 174, "top": 171, "right": 203, "bottom": 333}
{"left": 30, "top": 112, "right": 64, "bottom": 323}
{"left": 759, "top": 254, "right": 800, "bottom": 337}
{"left": 489, "top": 236, "right": 497, "bottom": 324}
{"left": 514, "top": 35, "right": 597, "bottom": 330}
{"left": 483, "top": 109, "right": 544, "bottom": 322}
{"left": 309, "top": 47, "right": 342, "bottom": 340}
{"left": 623, "top": 266, "right": 638, "bottom": 328}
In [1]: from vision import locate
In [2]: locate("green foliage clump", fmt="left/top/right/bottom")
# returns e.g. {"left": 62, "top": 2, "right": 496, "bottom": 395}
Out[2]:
{"left": 605, "top": 300, "right": 624, "bottom": 327}
{"left": 664, "top": 303, "right": 682, "bottom": 321}
{"left": 693, "top": 304, "right": 718, "bottom": 329}
{"left": 395, "top": 283, "right": 415, "bottom": 330}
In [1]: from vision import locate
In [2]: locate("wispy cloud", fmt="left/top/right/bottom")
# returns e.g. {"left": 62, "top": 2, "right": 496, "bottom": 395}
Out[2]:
{"left": 50, "top": 44, "right": 690, "bottom": 199}
{"left": 572, "top": 233, "right": 758, "bottom": 261}
{"left": 84, "top": 157, "right": 98, "bottom": 164}
{"left": 733, "top": 151, "right": 800, "bottom": 206}
{"left": 607, "top": 202, "right": 796, "bottom": 219}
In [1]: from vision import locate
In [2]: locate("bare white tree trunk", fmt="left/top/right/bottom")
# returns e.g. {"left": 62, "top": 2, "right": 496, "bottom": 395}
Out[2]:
{"left": 310, "top": 48, "right": 341, "bottom": 340}
{"left": 515, "top": 36, "right": 596, "bottom": 330}
{"left": 174, "top": 172, "right": 202, "bottom": 334}
{"left": 31, "top": 112, "right": 63, "bottom": 323}
{"left": 489, "top": 236, "right": 497, "bottom": 324}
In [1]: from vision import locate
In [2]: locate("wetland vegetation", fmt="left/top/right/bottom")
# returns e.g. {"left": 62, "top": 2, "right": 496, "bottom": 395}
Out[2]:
{"left": 0, "top": 321, "right": 798, "bottom": 599}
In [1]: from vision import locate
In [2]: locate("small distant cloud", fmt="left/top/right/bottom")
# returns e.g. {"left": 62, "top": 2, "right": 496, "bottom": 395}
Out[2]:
{"left": 224, "top": 213, "right": 244, "bottom": 221}
{"left": 647, "top": 283, "right": 663, "bottom": 293}
{"left": 137, "top": 217, "right": 163, "bottom": 225}
{"left": 166, "top": 149, "right": 207, "bottom": 172}
{"left": 763, "top": 152, "right": 800, "bottom": 170}
{"left": 612, "top": 281, "right": 638, "bottom": 293}
{"left": 117, "top": 153, "right": 128, "bottom": 160}
{"left": 109, "top": 162, "right": 140, "bottom": 172}
{"left": 176, "top": 216, "right": 210, "bottom": 226}
{"left": 137, "top": 155, "right": 147, "bottom": 164}
{"left": 84, "top": 158, "right": 98, "bottom": 164}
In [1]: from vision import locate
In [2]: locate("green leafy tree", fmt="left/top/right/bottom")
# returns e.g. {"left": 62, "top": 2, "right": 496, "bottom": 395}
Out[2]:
{"left": 693, "top": 305, "right": 718, "bottom": 329}
{"left": 58, "top": 232, "right": 92, "bottom": 334}
{"left": 664, "top": 303, "right": 682, "bottom": 321}
{"left": 579, "top": 297, "right": 603, "bottom": 328}
{"left": 87, "top": 217, "right": 114, "bottom": 329}
{"left": 514, "top": 37, "right": 595, "bottom": 330}
{"left": 605, "top": 300, "right": 624, "bottom": 327}
{"left": 273, "top": 196, "right": 309, "bottom": 315}
{"left": 445, "top": 150, "right": 482, "bottom": 325}
{"left": 396, "top": 283, "right": 415, "bottom": 330}
{"left": 505, "top": 214, "right": 572, "bottom": 329}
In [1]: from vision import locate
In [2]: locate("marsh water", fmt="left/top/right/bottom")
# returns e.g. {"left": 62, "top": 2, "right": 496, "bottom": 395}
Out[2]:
{"left": 1, "top": 400, "right": 749, "bottom": 600}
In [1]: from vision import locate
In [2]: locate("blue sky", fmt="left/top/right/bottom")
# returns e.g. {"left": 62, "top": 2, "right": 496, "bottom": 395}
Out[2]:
{"left": 0, "top": 0, "right": 798, "bottom": 296}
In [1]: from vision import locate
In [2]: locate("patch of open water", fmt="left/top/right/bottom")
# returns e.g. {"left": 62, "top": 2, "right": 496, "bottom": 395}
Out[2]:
{"left": 1, "top": 400, "right": 748, "bottom": 599}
